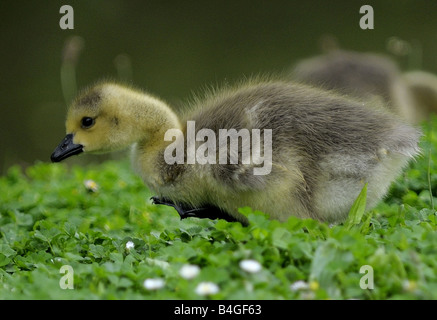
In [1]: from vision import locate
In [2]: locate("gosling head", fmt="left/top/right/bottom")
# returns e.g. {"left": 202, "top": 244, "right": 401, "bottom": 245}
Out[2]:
{"left": 51, "top": 82, "right": 179, "bottom": 162}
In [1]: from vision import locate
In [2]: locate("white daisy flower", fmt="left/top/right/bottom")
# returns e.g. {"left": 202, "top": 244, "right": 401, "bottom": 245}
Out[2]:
{"left": 84, "top": 179, "right": 99, "bottom": 192}
{"left": 239, "top": 259, "right": 262, "bottom": 273}
{"left": 143, "top": 278, "right": 165, "bottom": 290}
{"left": 179, "top": 264, "right": 200, "bottom": 280}
{"left": 402, "top": 280, "right": 418, "bottom": 292}
{"left": 290, "top": 280, "right": 309, "bottom": 291}
{"left": 125, "top": 241, "right": 135, "bottom": 250}
{"left": 195, "top": 282, "right": 220, "bottom": 296}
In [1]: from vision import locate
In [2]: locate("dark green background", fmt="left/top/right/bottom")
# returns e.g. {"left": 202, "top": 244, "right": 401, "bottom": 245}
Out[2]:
{"left": 1, "top": 0, "right": 436, "bottom": 173}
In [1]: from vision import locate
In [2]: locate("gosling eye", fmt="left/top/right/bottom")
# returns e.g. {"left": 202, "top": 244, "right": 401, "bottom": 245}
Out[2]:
{"left": 81, "top": 117, "right": 95, "bottom": 129}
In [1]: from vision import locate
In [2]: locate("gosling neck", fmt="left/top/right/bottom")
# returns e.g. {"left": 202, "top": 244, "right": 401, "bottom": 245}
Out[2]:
{"left": 104, "top": 84, "right": 182, "bottom": 146}
{"left": 113, "top": 87, "right": 181, "bottom": 187}
{"left": 134, "top": 94, "right": 182, "bottom": 145}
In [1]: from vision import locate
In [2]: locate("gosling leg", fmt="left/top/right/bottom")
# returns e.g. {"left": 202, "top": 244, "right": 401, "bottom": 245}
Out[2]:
{"left": 150, "top": 196, "right": 248, "bottom": 226}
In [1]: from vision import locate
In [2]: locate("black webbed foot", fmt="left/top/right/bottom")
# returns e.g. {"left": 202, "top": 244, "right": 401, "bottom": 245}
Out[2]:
{"left": 150, "top": 196, "right": 199, "bottom": 219}
{"left": 150, "top": 196, "right": 248, "bottom": 226}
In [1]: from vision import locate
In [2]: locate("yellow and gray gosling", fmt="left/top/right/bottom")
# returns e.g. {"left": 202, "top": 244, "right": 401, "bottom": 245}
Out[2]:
{"left": 51, "top": 79, "right": 421, "bottom": 225}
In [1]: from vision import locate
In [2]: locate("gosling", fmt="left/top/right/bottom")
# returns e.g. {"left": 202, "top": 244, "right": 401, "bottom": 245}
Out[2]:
{"left": 51, "top": 80, "right": 421, "bottom": 225}
{"left": 290, "top": 50, "right": 417, "bottom": 123}
{"left": 403, "top": 71, "right": 437, "bottom": 123}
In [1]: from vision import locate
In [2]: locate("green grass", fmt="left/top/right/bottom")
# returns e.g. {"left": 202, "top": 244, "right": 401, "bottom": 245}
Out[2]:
{"left": 1, "top": 120, "right": 437, "bottom": 300}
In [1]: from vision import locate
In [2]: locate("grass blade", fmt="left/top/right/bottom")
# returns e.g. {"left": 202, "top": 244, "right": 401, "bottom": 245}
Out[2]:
{"left": 344, "top": 183, "right": 368, "bottom": 229}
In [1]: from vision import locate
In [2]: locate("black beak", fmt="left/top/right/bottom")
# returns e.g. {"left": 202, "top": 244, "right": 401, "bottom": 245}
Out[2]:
{"left": 51, "top": 133, "right": 84, "bottom": 163}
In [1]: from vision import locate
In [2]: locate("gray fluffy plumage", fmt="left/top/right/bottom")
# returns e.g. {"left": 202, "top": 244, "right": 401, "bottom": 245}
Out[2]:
{"left": 158, "top": 80, "right": 421, "bottom": 223}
